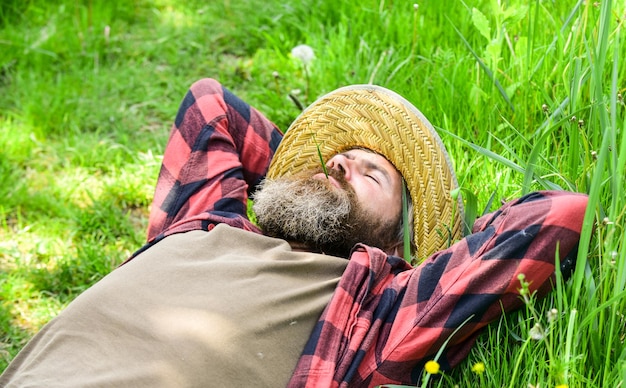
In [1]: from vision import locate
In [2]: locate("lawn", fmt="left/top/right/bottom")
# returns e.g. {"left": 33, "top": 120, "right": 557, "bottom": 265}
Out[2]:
{"left": 1, "top": 0, "right": 624, "bottom": 386}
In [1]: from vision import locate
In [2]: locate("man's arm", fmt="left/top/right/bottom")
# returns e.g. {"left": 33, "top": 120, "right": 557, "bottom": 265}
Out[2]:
{"left": 145, "top": 78, "right": 282, "bottom": 243}
{"left": 367, "top": 191, "right": 588, "bottom": 384}
{"left": 289, "top": 190, "right": 588, "bottom": 387}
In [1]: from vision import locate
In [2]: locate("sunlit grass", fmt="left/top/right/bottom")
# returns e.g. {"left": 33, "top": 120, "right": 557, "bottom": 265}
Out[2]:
{"left": 1, "top": 0, "right": 624, "bottom": 385}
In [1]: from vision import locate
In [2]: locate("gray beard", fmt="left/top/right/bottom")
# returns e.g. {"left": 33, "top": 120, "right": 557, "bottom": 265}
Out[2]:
{"left": 252, "top": 170, "right": 398, "bottom": 258}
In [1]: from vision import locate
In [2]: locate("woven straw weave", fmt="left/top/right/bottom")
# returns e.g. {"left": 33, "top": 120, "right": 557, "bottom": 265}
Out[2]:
{"left": 268, "top": 85, "right": 463, "bottom": 260}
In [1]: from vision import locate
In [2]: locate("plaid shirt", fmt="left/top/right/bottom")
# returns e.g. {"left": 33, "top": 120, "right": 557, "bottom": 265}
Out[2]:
{"left": 135, "top": 78, "right": 588, "bottom": 387}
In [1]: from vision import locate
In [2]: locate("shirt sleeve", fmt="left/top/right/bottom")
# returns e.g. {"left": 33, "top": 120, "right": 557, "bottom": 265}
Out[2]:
{"left": 145, "top": 78, "right": 283, "bottom": 244}
{"left": 288, "top": 190, "right": 588, "bottom": 387}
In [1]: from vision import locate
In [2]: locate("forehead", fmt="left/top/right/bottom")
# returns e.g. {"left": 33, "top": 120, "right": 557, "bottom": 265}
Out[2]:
{"left": 343, "top": 148, "right": 400, "bottom": 174}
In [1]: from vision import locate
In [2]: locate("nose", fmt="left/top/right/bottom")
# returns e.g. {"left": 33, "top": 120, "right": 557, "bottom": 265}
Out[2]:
{"left": 326, "top": 154, "right": 352, "bottom": 181}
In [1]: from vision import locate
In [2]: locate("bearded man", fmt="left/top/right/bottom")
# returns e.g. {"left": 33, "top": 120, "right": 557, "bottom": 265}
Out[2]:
{"left": 0, "top": 79, "right": 588, "bottom": 387}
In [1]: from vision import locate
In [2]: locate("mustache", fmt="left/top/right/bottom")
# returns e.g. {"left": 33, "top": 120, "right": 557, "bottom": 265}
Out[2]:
{"left": 312, "top": 167, "right": 354, "bottom": 193}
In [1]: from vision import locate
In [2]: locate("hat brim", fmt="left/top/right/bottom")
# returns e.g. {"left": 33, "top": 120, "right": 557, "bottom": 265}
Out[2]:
{"left": 267, "top": 84, "right": 463, "bottom": 260}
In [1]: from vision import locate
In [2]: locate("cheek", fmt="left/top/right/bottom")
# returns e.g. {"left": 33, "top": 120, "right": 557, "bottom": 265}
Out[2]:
{"left": 374, "top": 190, "right": 402, "bottom": 224}
{"left": 383, "top": 196, "right": 402, "bottom": 223}
{"left": 355, "top": 184, "right": 399, "bottom": 221}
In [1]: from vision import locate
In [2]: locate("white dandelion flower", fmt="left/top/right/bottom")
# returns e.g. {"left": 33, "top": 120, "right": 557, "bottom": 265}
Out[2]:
{"left": 529, "top": 323, "right": 544, "bottom": 340}
{"left": 291, "top": 44, "right": 315, "bottom": 66}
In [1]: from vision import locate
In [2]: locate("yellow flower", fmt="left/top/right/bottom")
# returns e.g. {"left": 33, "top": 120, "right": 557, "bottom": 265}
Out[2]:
{"left": 424, "top": 360, "right": 440, "bottom": 374}
{"left": 555, "top": 385, "right": 568, "bottom": 388}
{"left": 471, "top": 362, "right": 485, "bottom": 374}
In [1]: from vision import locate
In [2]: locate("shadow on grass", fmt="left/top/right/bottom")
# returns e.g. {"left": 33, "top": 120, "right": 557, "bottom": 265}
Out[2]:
{"left": 0, "top": 194, "right": 147, "bottom": 372}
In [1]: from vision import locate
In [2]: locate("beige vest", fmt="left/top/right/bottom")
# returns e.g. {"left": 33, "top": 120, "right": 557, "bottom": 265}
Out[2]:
{"left": 1, "top": 225, "right": 348, "bottom": 387}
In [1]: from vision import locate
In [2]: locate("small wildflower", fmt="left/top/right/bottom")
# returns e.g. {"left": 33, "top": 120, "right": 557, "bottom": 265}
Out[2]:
{"left": 518, "top": 273, "right": 530, "bottom": 296}
{"left": 570, "top": 115, "right": 577, "bottom": 122}
{"left": 556, "top": 384, "right": 569, "bottom": 388}
{"left": 424, "top": 360, "right": 440, "bottom": 374}
{"left": 471, "top": 362, "right": 485, "bottom": 374}
{"left": 529, "top": 323, "right": 545, "bottom": 340}
{"left": 602, "top": 217, "right": 613, "bottom": 226}
{"left": 104, "top": 25, "right": 111, "bottom": 44}
{"left": 291, "top": 44, "right": 315, "bottom": 66}
{"left": 272, "top": 71, "right": 280, "bottom": 79}
{"left": 578, "top": 119, "right": 585, "bottom": 128}
{"left": 542, "top": 103, "right": 549, "bottom": 113}
{"left": 591, "top": 150, "right": 598, "bottom": 160}
{"left": 413, "top": 3, "right": 419, "bottom": 10}
{"left": 547, "top": 308, "right": 559, "bottom": 323}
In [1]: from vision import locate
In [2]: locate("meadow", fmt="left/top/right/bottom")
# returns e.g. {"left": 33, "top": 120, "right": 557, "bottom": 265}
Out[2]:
{"left": 0, "top": 0, "right": 624, "bottom": 386}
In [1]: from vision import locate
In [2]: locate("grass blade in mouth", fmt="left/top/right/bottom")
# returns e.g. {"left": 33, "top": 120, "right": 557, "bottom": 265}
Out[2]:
{"left": 312, "top": 133, "right": 328, "bottom": 178}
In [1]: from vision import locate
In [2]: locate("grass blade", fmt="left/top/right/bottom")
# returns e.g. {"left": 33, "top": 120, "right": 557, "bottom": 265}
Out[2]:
{"left": 447, "top": 17, "right": 515, "bottom": 112}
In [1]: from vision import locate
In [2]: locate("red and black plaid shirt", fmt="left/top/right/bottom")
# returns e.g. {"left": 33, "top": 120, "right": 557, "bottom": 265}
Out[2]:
{"left": 134, "top": 78, "right": 588, "bottom": 387}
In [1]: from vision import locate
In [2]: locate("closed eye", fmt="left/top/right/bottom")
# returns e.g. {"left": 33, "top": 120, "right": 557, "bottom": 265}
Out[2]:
{"left": 365, "top": 174, "right": 379, "bottom": 184}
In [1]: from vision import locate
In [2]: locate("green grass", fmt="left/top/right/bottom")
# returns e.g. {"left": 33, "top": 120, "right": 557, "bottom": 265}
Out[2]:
{"left": 1, "top": 0, "right": 624, "bottom": 386}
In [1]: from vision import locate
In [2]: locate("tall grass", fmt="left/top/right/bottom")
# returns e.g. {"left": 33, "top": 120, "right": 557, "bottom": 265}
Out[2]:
{"left": 0, "top": 0, "right": 624, "bottom": 385}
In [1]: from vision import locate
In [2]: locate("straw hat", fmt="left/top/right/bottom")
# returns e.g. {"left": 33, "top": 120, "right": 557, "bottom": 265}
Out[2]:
{"left": 267, "top": 84, "right": 463, "bottom": 260}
